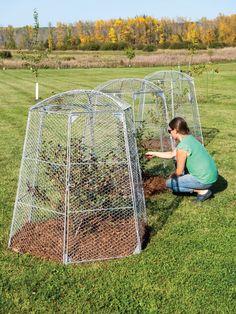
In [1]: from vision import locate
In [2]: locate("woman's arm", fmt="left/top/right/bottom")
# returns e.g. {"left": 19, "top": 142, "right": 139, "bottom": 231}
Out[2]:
{"left": 145, "top": 150, "right": 176, "bottom": 160}
{"left": 173, "top": 149, "right": 187, "bottom": 176}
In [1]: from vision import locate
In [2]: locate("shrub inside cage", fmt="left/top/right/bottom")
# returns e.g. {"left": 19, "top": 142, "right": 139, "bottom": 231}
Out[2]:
{"left": 96, "top": 78, "right": 175, "bottom": 176}
{"left": 8, "top": 90, "right": 147, "bottom": 264}
{"left": 96, "top": 78, "right": 172, "bottom": 145}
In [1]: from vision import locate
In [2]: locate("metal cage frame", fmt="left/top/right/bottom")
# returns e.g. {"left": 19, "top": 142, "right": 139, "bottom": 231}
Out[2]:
{"left": 145, "top": 70, "right": 204, "bottom": 144}
{"left": 9, "top": 90, "right": 146, "bottom": 264}
{"left": 96, "top": 78, "right": 174, "bottom": 152}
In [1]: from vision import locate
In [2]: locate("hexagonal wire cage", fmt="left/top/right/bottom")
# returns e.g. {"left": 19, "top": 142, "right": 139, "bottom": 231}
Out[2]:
{"left": 96, "top": 78, "right": 174, "bottom": 175}
{"left": 145, "top": 70, "right": 204, "bottom": 144}
{"left": 8, "top": 90, "right": 147, "bottom": 264}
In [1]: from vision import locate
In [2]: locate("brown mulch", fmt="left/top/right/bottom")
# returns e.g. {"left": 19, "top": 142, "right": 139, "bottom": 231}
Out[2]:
{"left": 10, "top": 173, "right": 167, "bottom": 263}
{"left": 143, "top": 176, "right": 167, "bottom": 198}
{"left": 141, "top": 138, "right": 173, "bottom": 150}
{"left": 141, "top": 137, "right": 170, "bottom": 197}
{"left": 10, "top": 216, "right": 147, "bottom": 263}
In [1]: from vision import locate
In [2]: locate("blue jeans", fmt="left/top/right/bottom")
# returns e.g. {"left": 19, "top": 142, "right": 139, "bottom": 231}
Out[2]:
{"left": 166, "top": 174, "right": 213, "bottom": 193}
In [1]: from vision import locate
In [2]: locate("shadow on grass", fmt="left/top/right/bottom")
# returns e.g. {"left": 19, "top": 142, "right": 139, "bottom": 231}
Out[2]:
{"left": 142, "top": 194, "right": 184, "bottom": 249}
{"left": 202, "top": 127, "right": 219, "bottom": 146}
{"left": 142, "top": 174, "right": 228, "bottom": 249}
{"left": 211, "top": 174, "right": 228, "bottom": 194}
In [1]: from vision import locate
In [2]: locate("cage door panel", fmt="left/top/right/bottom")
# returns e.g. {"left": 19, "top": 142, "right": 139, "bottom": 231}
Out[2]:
{"left": 66, "top": 112, "right": 138, "bottom": 262}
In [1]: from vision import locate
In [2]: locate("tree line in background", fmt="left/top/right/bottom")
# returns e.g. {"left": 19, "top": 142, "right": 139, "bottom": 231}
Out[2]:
{"left": 1, "top": 14, "right": 236, "bottom": 51}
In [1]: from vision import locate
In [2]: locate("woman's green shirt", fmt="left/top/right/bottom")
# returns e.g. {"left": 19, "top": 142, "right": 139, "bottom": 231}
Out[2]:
{"left": 177, "top": 135, "right": 218, "bottom": 184}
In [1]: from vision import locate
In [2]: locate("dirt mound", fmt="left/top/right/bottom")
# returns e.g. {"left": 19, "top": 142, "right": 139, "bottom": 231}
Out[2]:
{"left": 143, "top": 176, "right": 167, "bottom": 197}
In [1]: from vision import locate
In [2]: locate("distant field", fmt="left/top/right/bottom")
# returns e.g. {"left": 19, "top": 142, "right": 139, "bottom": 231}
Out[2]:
{"left": 0, "top": 64, "right": 236, "bottom": 313}
{"left": 1, "top": 47, "right": 236, "bottom": 69}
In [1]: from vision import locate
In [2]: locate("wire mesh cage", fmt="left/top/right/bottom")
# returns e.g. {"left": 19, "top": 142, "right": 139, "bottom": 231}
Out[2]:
{"left": 145, "top": 70, "right": 204, "bottom": 144}
{"left": 96, "top": 78, "right": 174, "bottom": 174}
{"left": 8, "top": 90, "right": 146, "bottom": 264}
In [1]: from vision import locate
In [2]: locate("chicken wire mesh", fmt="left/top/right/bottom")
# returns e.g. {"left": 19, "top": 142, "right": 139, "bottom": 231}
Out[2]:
{"left": 145, "top": 70, "right": 204, "bottom": 144}
{"left": 96, "top": 78, "right": 174, "bottom": 175}
{"left": 96, "top": 79, "right": 170, "bottom": 136}
{"left": 8, "top": 90, "right": 146, "bottom": 264}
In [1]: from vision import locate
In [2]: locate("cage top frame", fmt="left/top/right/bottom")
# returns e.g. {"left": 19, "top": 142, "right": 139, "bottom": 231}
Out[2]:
{"left": 145, "top": 70, "right": 204, "bottom": 144}
{"left": 95, "top": 77, "right": 165, "bottom": 98}
{"left": 145, "top": 70, "right": 194, "bottom": 84}
{"left": 30, "top": 89, "right": 131, "bottom": 113}
{"left": 95, "top": 77, "right": 169, "bottom": 131}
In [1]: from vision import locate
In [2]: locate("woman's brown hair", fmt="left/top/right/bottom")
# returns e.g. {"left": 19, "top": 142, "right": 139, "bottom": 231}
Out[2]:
{"left": 169, "top": 117, "right": 190, "bottom": 135}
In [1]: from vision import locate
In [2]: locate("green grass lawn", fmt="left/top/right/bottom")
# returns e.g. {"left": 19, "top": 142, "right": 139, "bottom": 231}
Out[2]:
{"left": 0, "top": 64, "right": 236, "bottom": 313}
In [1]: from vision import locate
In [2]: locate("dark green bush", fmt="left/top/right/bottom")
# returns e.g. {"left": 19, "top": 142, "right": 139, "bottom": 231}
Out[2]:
{"left": 142, "top": 44, "right": 156, "bottom": 52}
{"left": 135, "top": 44, "right": 144, "bottom": 50}
{"left": 79, "top": 43, "right": 101, "bottom": 51}
{"left": 197, "top": 43, "right": 207, "bottom": 50}
{"left": 157, "top": 42, "right": 171, "bottom": 49}
{"left": 209, "top": 42, "right": 225, "bottom": 48}
{"left": 100, "top": 41, "right": 128, "bottom": 50}
{"left": 117, "top": 41, "right": 128, "bottom": 50}
{"left": 169, "top": 42, "right": 190, "bottom": 49}
{"left": 100, "top": 42, "right": 119, "bottom": 50}
{"left": 0, "top": 50, "right": 12, "bottom": 59}
{"left": 187, "top": 42, "right": 207, "bottom": 50}
{"left": 78, "top": 41, "right": 128, "bottom": 51}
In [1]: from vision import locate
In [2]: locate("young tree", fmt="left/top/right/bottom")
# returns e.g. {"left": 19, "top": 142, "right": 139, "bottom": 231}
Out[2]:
{"left": 20, "top": 9, "right": 47, "bottom": 100}
{"left": 125, "top": 47, "right": 135, "bottom": 67}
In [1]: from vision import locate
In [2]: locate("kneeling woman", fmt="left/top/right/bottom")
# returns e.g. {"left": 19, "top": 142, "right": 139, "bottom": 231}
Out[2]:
{"left": 145, "top": 117, "right": 218, "bottom": 202}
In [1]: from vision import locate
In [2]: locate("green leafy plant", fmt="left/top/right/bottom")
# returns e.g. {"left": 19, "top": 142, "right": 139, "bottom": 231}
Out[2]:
{"left": 135, "top": 122, "right": 152, "bottom": 178}
{"left": 125, "top": 47, "right": 135, "bottom": 67}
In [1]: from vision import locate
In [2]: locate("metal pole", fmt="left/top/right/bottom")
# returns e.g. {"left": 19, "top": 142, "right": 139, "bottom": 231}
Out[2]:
{"left": 8, "top": 113, "right": 32, "bottom": 246}
{"left": 122, "top": 112, "right": 142, "bottom": 253}
{"left": 170, "top": 80, "right": 175, "bottom": 118}
{"left": 191, "top": 80, "right": 204, "bottom": 145}
{"left": 27, "top": 110, "right": 45, "bottom": 222}
{"left": 63, "top": 114, "right": 72, "bottom": 264}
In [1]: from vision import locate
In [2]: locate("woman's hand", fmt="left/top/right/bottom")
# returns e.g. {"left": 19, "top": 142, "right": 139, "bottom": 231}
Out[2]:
{"left": 145, "top": 152, "right": 157, "bottom": 159}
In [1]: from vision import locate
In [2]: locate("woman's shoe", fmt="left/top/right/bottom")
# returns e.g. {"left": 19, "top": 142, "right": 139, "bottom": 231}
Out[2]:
{"left": 196, "top": 190, "right": 212, "bottom": 202}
